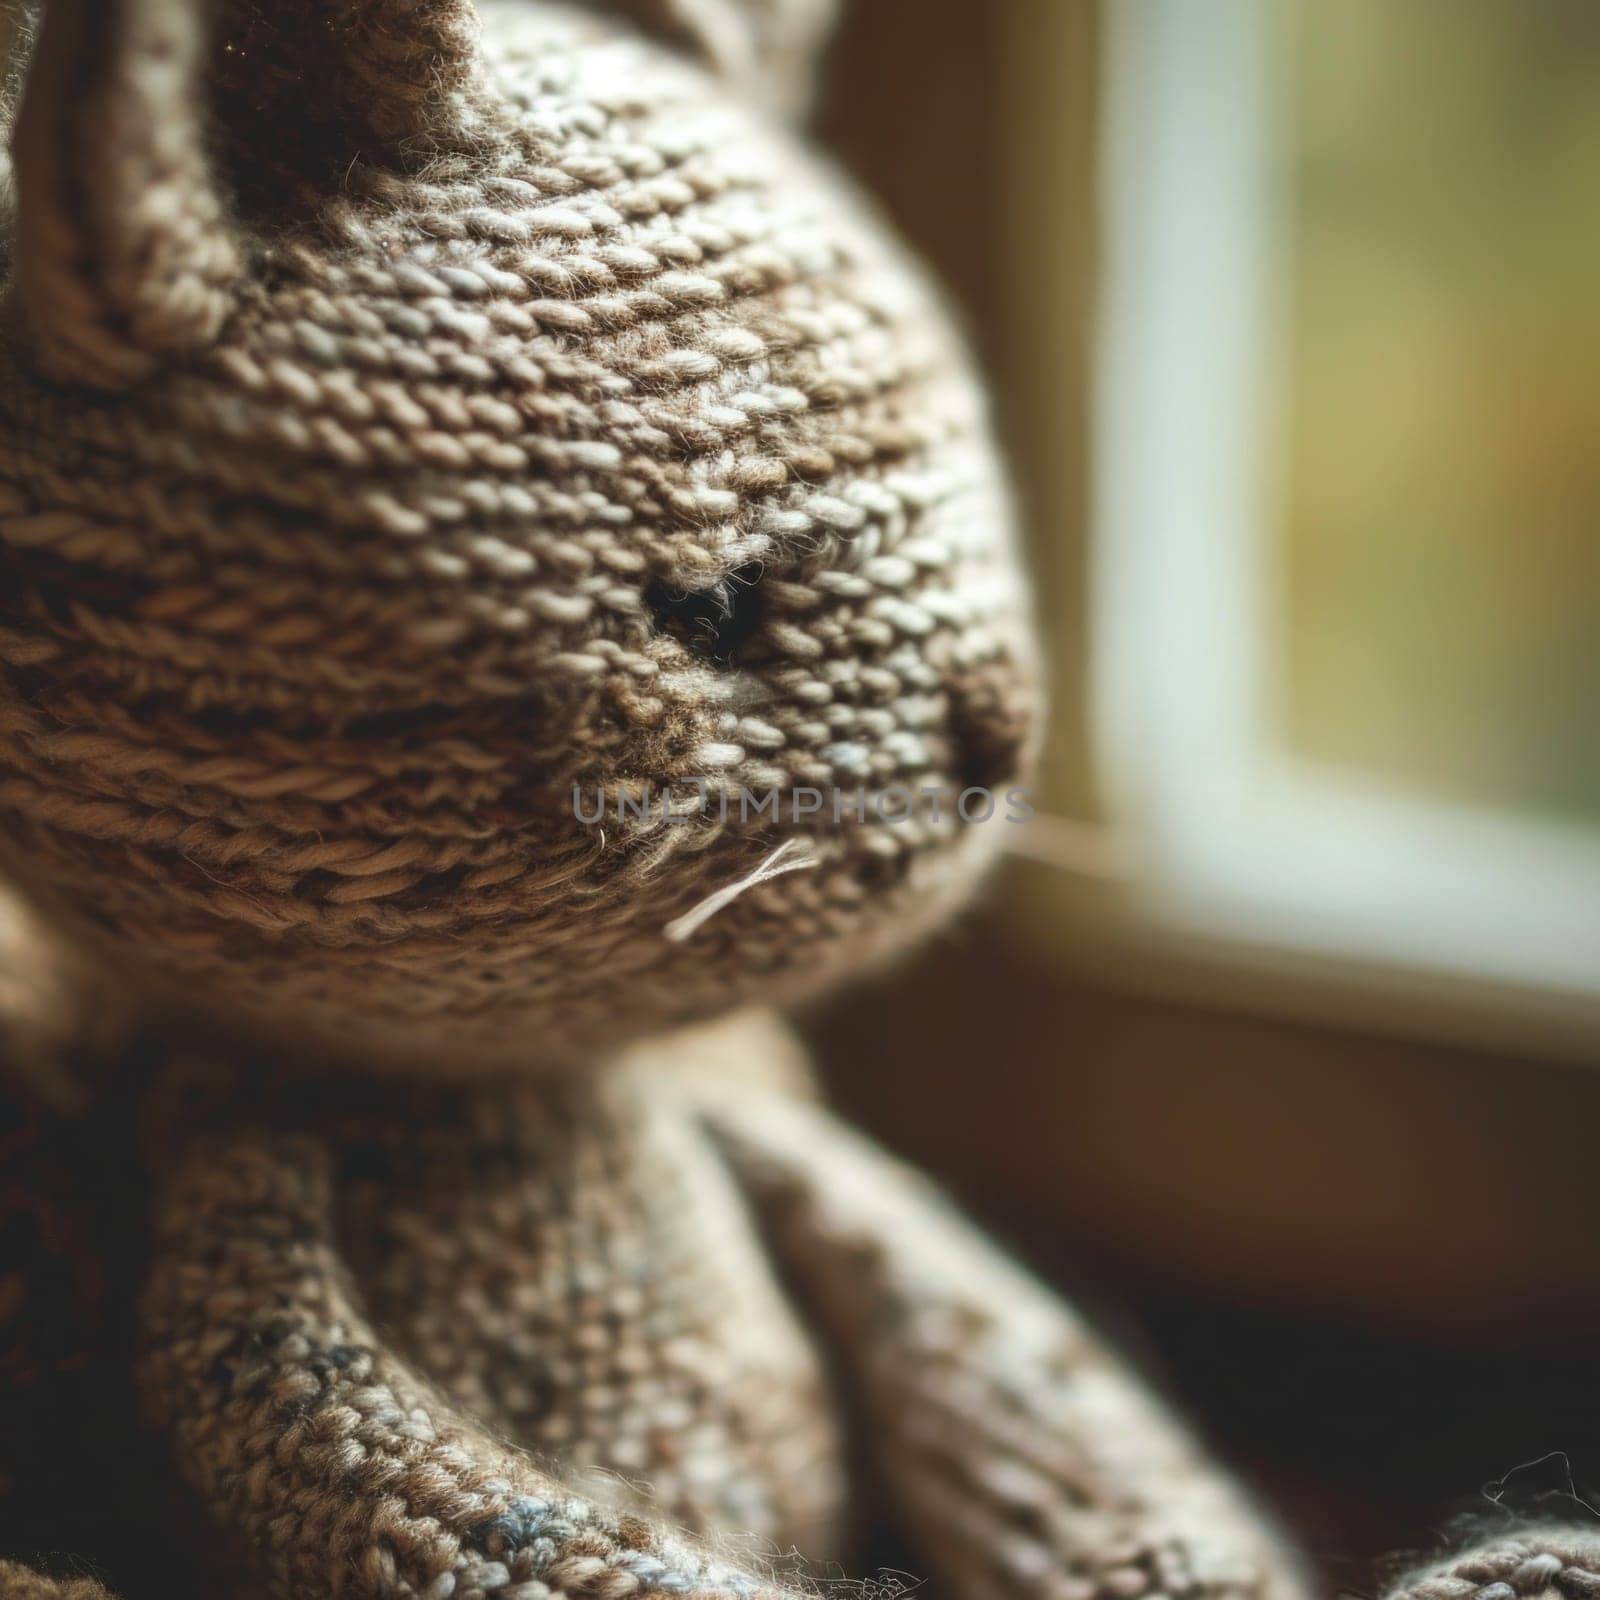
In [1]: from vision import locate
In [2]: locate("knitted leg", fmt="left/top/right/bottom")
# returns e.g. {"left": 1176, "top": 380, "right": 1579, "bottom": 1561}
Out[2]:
{"left": 699, "top": 1089, "right": 1312, "bottom": 1600}
{"left": 139, "top": 1106, "right": 831, "bottom": 1600}
{"left": 296, "top": 1068, "right": 846, "bottom": 1554}
{"left": 1387, "top": 1530, "right": 1600, "bottom": 1600}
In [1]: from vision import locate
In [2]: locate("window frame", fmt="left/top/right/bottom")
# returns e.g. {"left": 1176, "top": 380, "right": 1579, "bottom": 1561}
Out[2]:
{"left": 1086, "top": 0, "right": 1600, "bottom": 1055}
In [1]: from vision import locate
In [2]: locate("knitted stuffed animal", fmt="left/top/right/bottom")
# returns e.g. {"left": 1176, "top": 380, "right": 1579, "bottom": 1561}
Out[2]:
{"left": 0, "top": 1, "right": 1437, "bottom": 1597}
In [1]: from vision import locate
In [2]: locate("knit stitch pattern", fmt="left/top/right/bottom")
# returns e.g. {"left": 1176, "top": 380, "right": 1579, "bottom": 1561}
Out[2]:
{"left": 129, "top": 1021, "right": 1312, "bottom": 1600}
{"left": 1387, "top": 1531, "right": 1600, "bottom": 1600}
{"left": 0, "top": 0, "right": 1034, "bottom": 1067}
{"left": 0, "top": 4, "right": 1327, "bottom": 1599}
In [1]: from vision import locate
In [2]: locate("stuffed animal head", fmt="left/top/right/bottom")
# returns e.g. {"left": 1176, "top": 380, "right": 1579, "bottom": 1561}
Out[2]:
{"left": 0, "top": 0, "right": 1038, "bottom": 1068}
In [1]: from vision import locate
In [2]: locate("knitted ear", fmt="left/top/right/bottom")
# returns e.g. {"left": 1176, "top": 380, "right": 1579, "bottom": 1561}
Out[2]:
{"left": 337, "top": 1, "right": 485, "bottom": 147}
{"left": 602, "top": 0, "right": 837, "bottom": 116}
{"left": 210, "top": 0, "right": 486, "bottom": 175}
{"left": 9, "top": 0, "right": 245, "bottom": 390}
{"left": 7, "top": 0, "right": 486, "bottom": 391}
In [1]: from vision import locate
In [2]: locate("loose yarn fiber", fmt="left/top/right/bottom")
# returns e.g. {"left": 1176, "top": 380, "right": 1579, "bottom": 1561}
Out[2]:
{"left": 0, "top": 0, "right": 1035, "bottom": 1066}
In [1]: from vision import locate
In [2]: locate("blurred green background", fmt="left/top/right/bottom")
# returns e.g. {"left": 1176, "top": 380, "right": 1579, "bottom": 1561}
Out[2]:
{"left": 1281, "top": 0, "right": 1600, "bottom": 823}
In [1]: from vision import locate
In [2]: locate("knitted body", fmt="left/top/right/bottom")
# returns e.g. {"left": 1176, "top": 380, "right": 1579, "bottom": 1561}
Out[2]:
{"left": 0, "top": 1006, "right": 1321, "bottom": 1600}
{"left": 0, "top": 1, "right": 1370, "bottom": 1597}
{"left": 137, "top": 1013, "right": 1306, "bottom": 1600}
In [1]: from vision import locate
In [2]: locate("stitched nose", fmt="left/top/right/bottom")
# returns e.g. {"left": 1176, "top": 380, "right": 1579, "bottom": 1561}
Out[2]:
{"left": 645, "top": 561, "right": 767, "bottom": 664}
{"left": 944, "top": 651, "right": 1039, "bottom": 799}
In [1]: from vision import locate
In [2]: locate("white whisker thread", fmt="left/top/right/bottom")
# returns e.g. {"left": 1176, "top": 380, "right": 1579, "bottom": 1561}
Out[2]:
{"left": 663, "top": 840, "right": 818, "bottom": 943}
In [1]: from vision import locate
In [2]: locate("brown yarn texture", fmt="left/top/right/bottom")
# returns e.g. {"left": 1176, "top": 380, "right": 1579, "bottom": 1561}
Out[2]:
{"left": 0, "top": 2, "right": 1480, "bottom": 1598}
{"left": 125, "top": 1019, "right": 1313, "bottom": 1600}
{"left": 1386, "top": 1531, "right": 1600, "bottom": 1600}
{"left": 0, "top": 0, "right": 1034, "bottom": 1067}
{"left": 0, "top": 1566, "right": 114, "bottom": 1600}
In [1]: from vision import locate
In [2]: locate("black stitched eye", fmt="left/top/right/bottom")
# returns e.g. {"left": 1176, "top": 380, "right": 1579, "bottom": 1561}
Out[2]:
{"left": 645, "top": 561, "right": 766, "bottom": 663}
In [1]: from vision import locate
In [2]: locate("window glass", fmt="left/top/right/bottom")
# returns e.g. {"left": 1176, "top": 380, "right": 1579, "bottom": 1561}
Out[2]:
{"left": 1279, "top": 0, "right": 1600, "bottom": 825}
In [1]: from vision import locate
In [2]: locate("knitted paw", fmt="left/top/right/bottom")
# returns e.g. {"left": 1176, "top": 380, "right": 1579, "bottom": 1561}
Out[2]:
{"left": 702, "top": 1090, "right": 1312, "bottom": 1600}
{"left": 0, "top": 1564, "right": 117, "bottom": 1600}
{"left": 1388, "top": 1531, "right": 1600, "bottom": 1600}
{"left": 137, "top": 1066, "right": 853, "bottom": 1597}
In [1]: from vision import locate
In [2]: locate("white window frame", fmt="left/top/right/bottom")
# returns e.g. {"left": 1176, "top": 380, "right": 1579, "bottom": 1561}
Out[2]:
{"left": 1090, "top": 0, "right": 1600, "bottom": 1056}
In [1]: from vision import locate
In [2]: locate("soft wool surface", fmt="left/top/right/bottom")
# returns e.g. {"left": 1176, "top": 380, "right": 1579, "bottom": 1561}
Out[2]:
{"left": 0, "top": 1014, "right": 1306, "bottom": 1600}
{"left": 0, "top": 0, "right": 1033, "bottom": 1067}
{"left": 0, "top": 3, "right": 1568, "bottom": 1599}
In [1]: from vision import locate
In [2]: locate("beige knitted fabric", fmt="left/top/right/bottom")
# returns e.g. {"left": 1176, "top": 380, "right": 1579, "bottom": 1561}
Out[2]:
{"left": 0, "top": 1566, "right": 114, "bottom": 1600}
{"left": 702, "top": 1089, "right": 1308, "bottom": 1600}
{"left": 120, "top": 1015, "right": 1311, "bottom": 1600}
{"left": 0, "top": 3, "right": 1319, "bottom": 1598}
{"left": 1385, "top": 1531, "right": 1600, "bottom": 1600}
{"left": 0, "top": 0, "right": 1033, "bottom": 1069}
{"left": 308, "top": 1061, "right": 848, "bottom": 1553}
